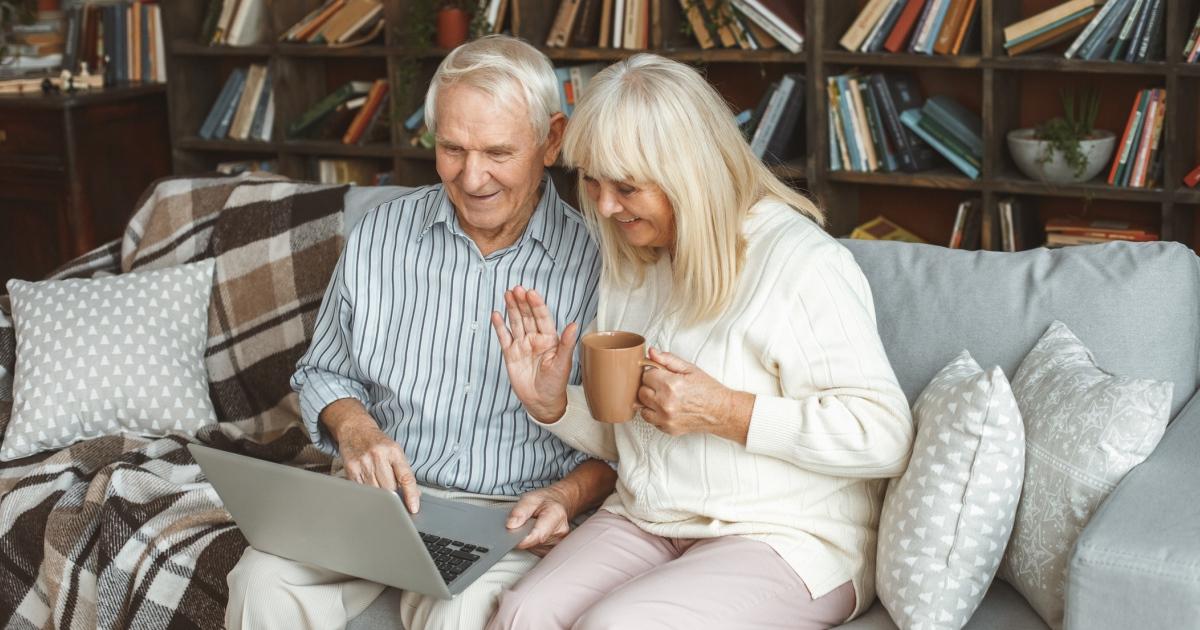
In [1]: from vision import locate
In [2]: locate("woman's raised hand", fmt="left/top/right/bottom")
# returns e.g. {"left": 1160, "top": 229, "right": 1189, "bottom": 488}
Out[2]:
{"left": 491, "top": 286, "right": 579, "bottom": 424}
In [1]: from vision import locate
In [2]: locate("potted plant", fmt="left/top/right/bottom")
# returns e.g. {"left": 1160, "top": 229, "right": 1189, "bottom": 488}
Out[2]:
{"left": 435, "top": 0, "right": 473, "bottom": 49}
{"left": 1007, "top": 90, "right": 1116, "bottom": 184}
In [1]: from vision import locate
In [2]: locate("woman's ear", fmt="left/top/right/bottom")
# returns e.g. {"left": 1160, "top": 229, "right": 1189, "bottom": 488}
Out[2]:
{"left": 543, "top": 112, "right": 568, "bottom": 167}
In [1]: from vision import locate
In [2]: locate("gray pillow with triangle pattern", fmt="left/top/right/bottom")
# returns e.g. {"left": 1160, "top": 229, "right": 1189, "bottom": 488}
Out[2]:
{"left": 877, "top": 350, "right": 1025, "bottom": 630}
{"left": 3, "top": 260, "right": 217, "bottom": 461}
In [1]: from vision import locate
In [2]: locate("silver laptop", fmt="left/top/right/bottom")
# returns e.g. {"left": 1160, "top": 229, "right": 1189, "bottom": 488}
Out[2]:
{"left": 189, "top": 444, "right": 532, "bottom": 599}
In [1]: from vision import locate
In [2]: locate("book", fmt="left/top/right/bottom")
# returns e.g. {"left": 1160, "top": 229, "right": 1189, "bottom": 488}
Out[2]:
{"left": 1108, "top": 89, "right": 1148, "bottom": 185}
{"left": 731, "top": 0, "right": 803, "bottom": 52}
{"left": 933, "top": 0, "right": 972, "bottom": 55}
{"left": 1078, "top": 0, "right": 1138, "bottom": 60}
{"left": 884, "top": 0, "right": 927, "bottom": 53}
{"left": 333, "top": 2, "right": 385, "bottom": 44}
{"left": 850, "top": 215, "right": 925, "bottom": 243}
{"left": 317, "top": 158, "right": 383, "bottom": 185}
{"left": 916, "top": 114, "right": 980, "bottom": 170}
{"left": 949, "top": 0, "right": 978, "bottom": 54}
{"left": 570, "top": 0, "right": 603, "bottom": 46}
{"left": 922, "top": 96, "right": 982, "bottom": 157}
{"left": 287, "top": 0, "right": 346, "bottom": 42}
{"left": 914, "top": 0, "right": 952, "bottom": 54}
{"left": 1134, "top": 0, "right": 1164, "bottom": 61}
{"left": 1109, "top": 0, "right": 1149, "bottom": 60}
{"left": 1184, "top": 164, "right": 1200, "bottom": 188}
{"left": 949, "top": 198, "right": 982, "bottom": 249}
{"left": 750, "top": 78, "right": 792, "bottom": 158}
{"left": 230, "top": 64, "right": 268, "bottom": 141}
{"left": 841, "top": 0, "right": 891, "bottom": 51}
{"left": 227, "top": 0, "right": 267, "bottom": 46}
{"left": 900, "top": 109, "right": 980, "bottom": 179}
{"left": 1004, "top": 0, "right": 1103, "bottom": 42}
{"left": 343, "top": 79, "right": 389, "bottom": 144}
{"left": 1044, "top": 216, "right": 1156, "bottom": 241}
{"left": 763, "top": 73, "right": 805, "bottom": 165}
{"left": 286, "top": 81, "right": 373, "bottom": 139}
{"left": 1005, "top": 7, "right": 1098, "bottom": 56}
{"left": 214, "top": 68, "right": 249, "bottom": 139}
{"left": 1184, "top": 9, "right": 1200, "bottom": 61}
{"left": 871, "top": 73, "right": 936, "bottom": 172}
{"left": 863, "top": 0, "right": 905, "bottom": 53}
{"left": 200, "top": 69, "right": 246, "bottom": 139}
{"left": 247, "top": 69, "right": 273, "bottom": 141}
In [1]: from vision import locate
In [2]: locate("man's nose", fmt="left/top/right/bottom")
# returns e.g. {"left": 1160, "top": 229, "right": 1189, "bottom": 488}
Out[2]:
{"left": 461, "top": 152, "right": 489, "bottom": 190}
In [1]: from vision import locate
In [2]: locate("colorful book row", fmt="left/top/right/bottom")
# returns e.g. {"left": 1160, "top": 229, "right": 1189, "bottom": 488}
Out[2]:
{"left": 840, "top": 0, "right": 979, "bottom": 56}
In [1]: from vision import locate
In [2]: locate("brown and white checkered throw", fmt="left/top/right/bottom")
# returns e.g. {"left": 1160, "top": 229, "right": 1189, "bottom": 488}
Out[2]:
{"left": 0, "top": 174, "right": 354, "bottom": 629}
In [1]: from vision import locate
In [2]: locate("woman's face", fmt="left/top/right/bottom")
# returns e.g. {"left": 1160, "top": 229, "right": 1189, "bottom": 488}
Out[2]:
{"left": 582, "top": 175, "right": 676, "bottom": 250}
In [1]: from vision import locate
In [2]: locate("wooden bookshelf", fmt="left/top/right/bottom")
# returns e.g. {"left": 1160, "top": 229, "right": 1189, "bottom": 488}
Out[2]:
{"left": 161, "top": 0, "right": 1200, "bottom": 248}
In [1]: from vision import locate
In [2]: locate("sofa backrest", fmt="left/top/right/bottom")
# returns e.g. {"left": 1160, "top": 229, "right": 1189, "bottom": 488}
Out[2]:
{"left": 841, "top": 240, "right": 1200, "bottom": 418}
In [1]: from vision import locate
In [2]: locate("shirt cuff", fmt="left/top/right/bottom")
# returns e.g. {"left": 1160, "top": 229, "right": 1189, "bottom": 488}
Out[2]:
{"left": 744, "top": 394, "right": 804, "bottom": 462}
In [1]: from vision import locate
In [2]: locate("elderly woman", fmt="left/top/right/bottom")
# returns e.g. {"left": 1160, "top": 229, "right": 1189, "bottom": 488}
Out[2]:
{"left": 486, "top": 54, "right": 914, "bottom": 630}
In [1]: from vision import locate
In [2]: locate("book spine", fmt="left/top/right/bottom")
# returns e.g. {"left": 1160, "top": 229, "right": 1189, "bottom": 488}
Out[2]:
{"left": 839, "top": 0, "right": 891, "bottom": 51}
{"left": 933, "top": 0, "right": 968, "bottom": 54}
{"left": 1128, "top": 93, "right": 1157, "bottom": 186}
{"left": 1123, "top": 0, "right": 1153, "bottom": 61}
{"left": 861, "top": 82, "right": 897, "bottom": 171}
{"left": 1080, "top": 0, "right": 1135, "bottom": 60}
{"left": 200, "top": 71, "right": 241, "bottom": 139}
{"left": 828, "top": 107, "right": 842, "bottom": 171}
{"left": 917, "top": 115, "right": 981, "bottom": 168}
{"left": 1136, "top": 0, "right": 1164, "bottom": 61}
{"left": 885, "top": 0, "right": 926, "bottom": 53}
{"left": 1107, "top": 89, "right": 1146, "bottom": 184}
{"left": 869, "top": 74, "right": 916, "bottom": 172}
{"left": 763, "top": 74, "right": 805, "bottom": 164}
{"left": 834, "top": 76, "right": 863, "bottom": 171}
{"left": 750, "top": 79, "right": 789, "bottom": 157}
{"left": 950, "top": 0, "right": 977, "bottom": 54}
{"left": 923, "top": 98, "right": 982, "bottom": 155}
{"left": 1114, "top": 89, "right": 1150, "bottom": 186}
{"left": 248, "top": 69, "right": 273, "bottom": 141}
{"left": 1065, "top": 0, "right": 1120, "bottom": 58}
{"left": 215, "top": 69, "right": 247, "bottom": 139}
{"left": 907, "top": 0, "right": 939, "bottom": 52}
{"left": 863, "top": 0, "right": 904, "bottom": 52}
{"left": 1142, "top": 91, "right": 1166, "bottom": 186}
{"left": 848, "top": 78, "right": 878, "bottom": 171}
{"left": 733, "top": 0, "right": 802, "bottom": 53}
{"left": 1109, "top": 0, "right": 1147, "bottom": 60}
{"left": 1184, "top": 10, "right": 1200, "bottom": 61}
{"left": 917, "top": 0, "right": 952, "bottom": 54}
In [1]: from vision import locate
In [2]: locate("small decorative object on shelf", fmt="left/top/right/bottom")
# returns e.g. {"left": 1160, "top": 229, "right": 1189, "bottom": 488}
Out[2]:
{"left": 850, "top": 215, "right": 925, "bottom": 243}
{"left": 1007, "top": 89, "right": 1115, "bottom": 184}
{"left": 841, "top": 0, "right": 980, "bottom": 56}
{"left": 436, "top": 0, "right": 471, "bottom": 49}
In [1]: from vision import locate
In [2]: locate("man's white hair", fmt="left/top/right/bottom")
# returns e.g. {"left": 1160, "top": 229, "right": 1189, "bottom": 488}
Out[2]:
{"left": 424, "top": 35, "right": 562, "bottom": 144}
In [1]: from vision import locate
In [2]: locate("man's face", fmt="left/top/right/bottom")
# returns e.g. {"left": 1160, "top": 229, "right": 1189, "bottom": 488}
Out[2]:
{"left": 434, "top": 84, "right": 563, "bottom": 237}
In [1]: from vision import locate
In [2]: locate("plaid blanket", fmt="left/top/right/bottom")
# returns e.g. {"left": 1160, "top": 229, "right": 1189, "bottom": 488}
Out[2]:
{"left": 0, "top": 174, "right": 355, "bottom": 629}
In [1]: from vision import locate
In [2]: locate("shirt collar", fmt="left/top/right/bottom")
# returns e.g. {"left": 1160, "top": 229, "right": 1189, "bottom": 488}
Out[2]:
{"left": 418, "top": 175, "right": 569, "bottom": 264}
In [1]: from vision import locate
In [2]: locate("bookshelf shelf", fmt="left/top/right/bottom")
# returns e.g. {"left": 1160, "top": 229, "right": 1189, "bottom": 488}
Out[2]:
{"left": 827, "top": 169, "right": 983, "bottom": 192}
{"left": 281, "top": 140, "right": 396, "bottom": 158}
{"left": 989, "top": 56, "right": 1170, "bottom": 75}
{"left": 170, "top": 40, "right": 272, "bottom": 57}
{"left": 989, "top": 175, "right": 1171, "bottom": 203}
{"left": 276, "top": 44, "right": 391, "bottom": 58}
{"left": 177, "top": 137, "right": 279, "bottom": 152}
{"left": 161, "top": 0, "right": 1198, "bottom": 250}
{"left": 823, "top": 51, "right": 983, "bottom": 69}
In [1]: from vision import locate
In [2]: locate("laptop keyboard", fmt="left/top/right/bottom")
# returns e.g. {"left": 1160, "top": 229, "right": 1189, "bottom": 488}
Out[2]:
{"left": 418, "top": 532, "right": 490, "bottom": 584}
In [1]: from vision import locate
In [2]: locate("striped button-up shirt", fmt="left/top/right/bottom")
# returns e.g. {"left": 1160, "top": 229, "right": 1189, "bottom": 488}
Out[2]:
{"left": 292, "top": 178, "right": 601, "bottom": 496}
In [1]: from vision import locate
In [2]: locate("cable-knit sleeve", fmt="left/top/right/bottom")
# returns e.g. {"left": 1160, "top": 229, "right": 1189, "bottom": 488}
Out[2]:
{"left": 744, "top": 243, "right": 913, "bottom": 478}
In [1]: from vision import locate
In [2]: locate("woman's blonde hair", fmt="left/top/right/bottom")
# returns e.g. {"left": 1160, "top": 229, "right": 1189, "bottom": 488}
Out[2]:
{"left": 562, "top": 54, "right": 823, "bottom": 324}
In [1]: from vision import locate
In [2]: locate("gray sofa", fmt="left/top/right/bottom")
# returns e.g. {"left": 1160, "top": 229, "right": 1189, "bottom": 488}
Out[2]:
{"left": 347, "top": 190, "right": 1200, "bottom": 629}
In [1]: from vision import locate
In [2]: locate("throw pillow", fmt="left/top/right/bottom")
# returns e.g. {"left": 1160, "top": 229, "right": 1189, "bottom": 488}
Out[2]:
{"left": 877, "top": 350, "right": 1025, "bottom": 630}
{"left": 3, "top": 260, "right": 218, "bottom": 461}
{"left": 1000, "top": 321, "right": 1172, "bottom": 629}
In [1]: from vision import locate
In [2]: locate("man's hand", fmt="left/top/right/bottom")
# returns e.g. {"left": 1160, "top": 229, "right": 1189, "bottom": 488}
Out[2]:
{"left": 506, "top": 485, "right": 574, "bottom": 556}
{"left": 490, "top": 286, "right": 577, "bottom": 424}
{"left": 322, "top": 399, "right": 421, "bottom": 513}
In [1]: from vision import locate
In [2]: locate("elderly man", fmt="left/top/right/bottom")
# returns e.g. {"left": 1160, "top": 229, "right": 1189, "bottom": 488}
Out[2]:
{"left": 224, "top": 35, "right": 615, "bottom": 630}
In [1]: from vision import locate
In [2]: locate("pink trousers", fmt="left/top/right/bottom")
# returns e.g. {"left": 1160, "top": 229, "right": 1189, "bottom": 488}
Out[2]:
{"left": 486, "top": 510, "right": 856, "bottom": 630}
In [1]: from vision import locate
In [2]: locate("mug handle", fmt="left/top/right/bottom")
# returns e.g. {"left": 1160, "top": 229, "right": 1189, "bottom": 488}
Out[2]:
{"left": 639, "top": 358, "right": 668, "bottom": 371}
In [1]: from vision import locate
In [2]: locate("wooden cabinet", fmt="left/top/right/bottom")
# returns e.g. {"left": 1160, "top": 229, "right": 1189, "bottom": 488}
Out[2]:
{"left": 0, "top": 84, "right": 171, "bottom": 286}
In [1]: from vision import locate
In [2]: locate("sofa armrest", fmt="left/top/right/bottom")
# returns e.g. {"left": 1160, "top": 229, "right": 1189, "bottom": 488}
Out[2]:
{"left": 1065, "top": 389, "right": 1200, "bottom": 630}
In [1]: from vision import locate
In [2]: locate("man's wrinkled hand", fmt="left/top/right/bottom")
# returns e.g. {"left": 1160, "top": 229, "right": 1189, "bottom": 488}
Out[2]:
{"left": 506, "top": 485, "right": 575, "bottom": 556}
{"left": 338, "top": 422, "right": 421, "bottom": 514}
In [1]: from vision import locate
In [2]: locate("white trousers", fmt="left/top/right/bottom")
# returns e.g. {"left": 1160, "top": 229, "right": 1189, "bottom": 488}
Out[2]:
{"left": 224, "top": 485, "right": 538, "bottom": 630}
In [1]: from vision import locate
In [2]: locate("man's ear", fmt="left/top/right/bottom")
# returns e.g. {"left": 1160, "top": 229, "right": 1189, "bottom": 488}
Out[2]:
{"left": 542, "top": 112, "right": 568, "bottom": 167}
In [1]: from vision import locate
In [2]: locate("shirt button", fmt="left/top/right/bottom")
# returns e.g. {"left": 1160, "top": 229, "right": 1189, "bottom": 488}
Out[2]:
{"left": 464, "top": 384, "right": 472, "bottom": 392}
{"left": 470, "top": 322, "right": 478, "bottom": 331}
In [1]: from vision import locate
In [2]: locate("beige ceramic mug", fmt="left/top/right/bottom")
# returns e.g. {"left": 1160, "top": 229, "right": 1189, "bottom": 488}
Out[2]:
{"left": 581, "top": 331, "right": 664, "bottom": 424}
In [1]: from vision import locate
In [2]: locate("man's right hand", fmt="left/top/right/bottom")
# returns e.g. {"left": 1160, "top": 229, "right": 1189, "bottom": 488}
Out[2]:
{"left": 322, "top": 399, "right": 421, "bottom": 513}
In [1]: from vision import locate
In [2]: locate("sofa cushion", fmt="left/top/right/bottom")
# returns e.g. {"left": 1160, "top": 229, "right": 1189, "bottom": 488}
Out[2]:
{"left": 840, "top": 240, "right": 1200, "bottom": 419}
{"left": 1000, "top": 321, "right": 1171, "bottom": 629}
{"left": 4, "top": 260, "right": 218, "bottom": 460}
{"left": 838, "top": 580, "right": 1049, "bottom": 630}
{"left": 877, "top": 350, "right": 1024, "bottom": 630}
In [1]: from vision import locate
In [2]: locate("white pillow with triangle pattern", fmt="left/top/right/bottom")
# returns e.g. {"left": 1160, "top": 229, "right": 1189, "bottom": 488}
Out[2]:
{"left": 3, "top": 260, "right": 217, "bottom": 460}
{"left": 876, "top": 350, "right": 1025, "bottom": 630}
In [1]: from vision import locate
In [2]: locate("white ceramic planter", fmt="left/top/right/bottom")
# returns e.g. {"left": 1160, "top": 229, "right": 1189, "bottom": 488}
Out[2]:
{"left": 1006, "top": 128, "right": 1117, "bottom": 184}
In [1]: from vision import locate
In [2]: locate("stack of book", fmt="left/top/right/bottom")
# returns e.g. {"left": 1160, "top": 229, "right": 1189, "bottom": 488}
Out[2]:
{"left": 1184, "top": 10, "right": 1200, "bottom": 62}
{"left": 1107, "top": 88, "right": 1165, "bottom": 188}
{"left": 839, "top": 0, "right": 980, "bottom": 56}
{"left": 949, "top": 197, "right": 1044, "bottom": 251}
{"left": 316, "top": 159, "right": 389, "bottom": 185}
{"left": 285, "top": 79, "right": 391, "bottom": 145}
{"left": 198, "top": 0, "right": 268, "bottom": 46}
{"left": 199, "top": 65, "right": 275, "bottom": 142}
{"left": 275, "top": 0, "right": 385, "bottom": 46}
{"left": 1044, "top": 216, "right": 1156, "bottom": 247}
{"left": 57, "top": 1, "right": 167, "bottom": 83}
{"left": 738, "top": 73, "right": 805, "bottom": 165}
{"left": 1003, "top": 0, "right": 1103, "bottom": 56}
{"left": 2, "top": 7, "right": 63, "bottom": 77}
{"left": 827, "top": 72, "right": 936, "bottom": 174}
{"left": 673, "top": 0, "right": 803, "bottom": 52}
{"left": 1062, "top": 0, "right": 1164, "bottom": 61}
{"left": 899, "top": 95, "right": 982, "bottom": 179}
